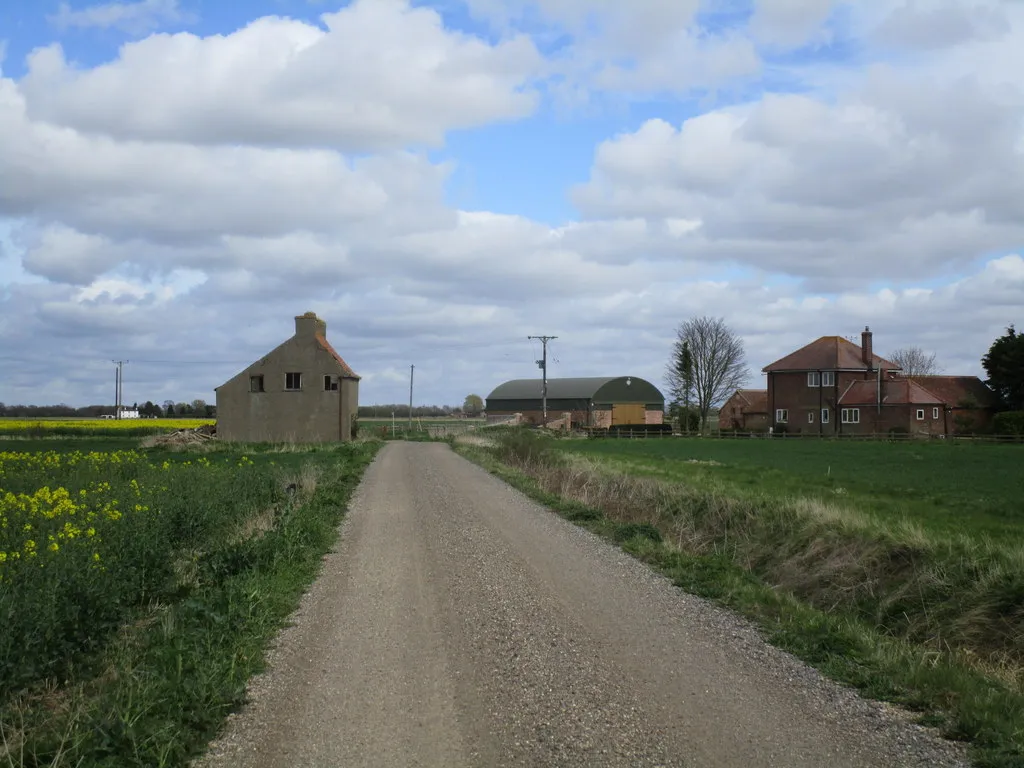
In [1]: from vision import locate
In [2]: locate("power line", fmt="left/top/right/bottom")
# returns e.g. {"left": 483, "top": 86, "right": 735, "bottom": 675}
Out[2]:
{"left": 527, "top": 335, "right": 557, "bottom": 425}
{"left": 112, "top": 360, "right": 128, "bottom": 419}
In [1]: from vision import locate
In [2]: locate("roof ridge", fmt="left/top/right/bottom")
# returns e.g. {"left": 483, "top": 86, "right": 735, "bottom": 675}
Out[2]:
{"left": 316, "top": 334, "right": 360, "bottom": 379}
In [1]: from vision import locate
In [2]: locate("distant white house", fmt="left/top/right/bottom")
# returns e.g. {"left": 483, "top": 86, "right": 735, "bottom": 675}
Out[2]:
{"left": 117, "top": 408, "right": 141, "bottom": 419}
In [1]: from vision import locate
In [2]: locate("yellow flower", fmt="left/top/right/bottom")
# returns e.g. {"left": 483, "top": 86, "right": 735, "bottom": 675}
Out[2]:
{"left": 48, "top": 542, "right": 59, "bottom": 552}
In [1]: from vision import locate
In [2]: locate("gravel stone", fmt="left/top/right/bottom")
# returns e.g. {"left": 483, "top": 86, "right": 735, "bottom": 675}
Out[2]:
{"left": 195, "top": 442, "right": 970, "bottom": 768}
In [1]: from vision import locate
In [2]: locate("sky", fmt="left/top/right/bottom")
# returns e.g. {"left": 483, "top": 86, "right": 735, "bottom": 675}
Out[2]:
{"left": 0, "top": 0, "right": 1022, "bottom": 409}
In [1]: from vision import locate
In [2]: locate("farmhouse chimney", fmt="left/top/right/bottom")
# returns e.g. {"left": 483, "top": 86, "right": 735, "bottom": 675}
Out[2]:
{"left": 295, "top": 312, "right": 327, "bottom": 339}
{"left": 861, "top": 326, "right": 873, "bottom": 368}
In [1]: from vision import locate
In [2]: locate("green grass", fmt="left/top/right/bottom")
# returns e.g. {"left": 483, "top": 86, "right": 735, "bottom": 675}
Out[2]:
{"left": 0, "top": 438, "right": 379, "bottom": 767}
{"left": 560, "top": 438, "right": 1024, "bottom": 539}
{"left": 457, "top": 431, "right": 1024, "bottom": 767}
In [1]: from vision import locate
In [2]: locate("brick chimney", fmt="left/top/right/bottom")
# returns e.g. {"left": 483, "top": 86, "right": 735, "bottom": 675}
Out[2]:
{"left": 861, "top": 325, "right": 873, "bottom": 368}
{"left": 295, "top": 312, "right": 327, "bottom": 339}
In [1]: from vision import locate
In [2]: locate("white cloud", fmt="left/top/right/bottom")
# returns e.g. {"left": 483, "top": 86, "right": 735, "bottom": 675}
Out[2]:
{"left": 572, "top": 67, "right": 1024, "bottom": 288}
{"left": 24, "top": 0, "right": 541, "bottom": 151}
{"left": 872, "top": 0, "right": 1010, "bottom": 51}
{"left": 463, "top": 0, "right": 761, "bottom": 97}
{"left": 1, "top": 1, "right": 1023, "bottom": 408}
{"left": 49, "top": 0, "right": 188, "bottom": 35}
{"left": 749, "top": 0, "right": 838, "bottom": 48}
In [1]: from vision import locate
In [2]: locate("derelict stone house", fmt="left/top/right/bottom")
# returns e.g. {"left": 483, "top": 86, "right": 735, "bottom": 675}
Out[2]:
{"left": 215, "top": 313, "right": 359, "bottom": 443}
{"left": 485, "top": 376, "right": 664, "bottom": 428}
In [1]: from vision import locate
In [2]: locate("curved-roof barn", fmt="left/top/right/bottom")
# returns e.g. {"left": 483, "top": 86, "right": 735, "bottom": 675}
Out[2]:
{"left": 486, "top": 376, "right": 664, "bottom": 412}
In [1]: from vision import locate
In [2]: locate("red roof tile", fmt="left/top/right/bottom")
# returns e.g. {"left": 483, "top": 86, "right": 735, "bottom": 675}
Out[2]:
{"left": 763, "top": 336, "right": 898, "bottom": 372}
{"left": 839, "top": 378, "right": 942, "bottom": 406}
{"left": 316, "top": 335, "right": 360, "bottom": 379}
{"left": 907, "top": 376, "right": 995, "bottom": 408}
{"left": 736, "top": 389, "right": 768, "bottom": 412}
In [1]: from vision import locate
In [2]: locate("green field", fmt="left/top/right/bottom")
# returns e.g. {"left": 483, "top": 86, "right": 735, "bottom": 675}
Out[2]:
{"left": 1, "top": 436, "right": 378, "bottom": 767}
{"left": 557, "top": 438, "right": 1024, "bottom": 539}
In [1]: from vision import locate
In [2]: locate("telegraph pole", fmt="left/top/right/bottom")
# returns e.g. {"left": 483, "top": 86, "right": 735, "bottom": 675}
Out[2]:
{"left": 408, "top": 364, "right": 415, "bottom": 432}
{"left": 527, "top": 336, "right": 557, "bottom": 425}
{"left": 112, "top": 360, "right": 128, "bottom": 419}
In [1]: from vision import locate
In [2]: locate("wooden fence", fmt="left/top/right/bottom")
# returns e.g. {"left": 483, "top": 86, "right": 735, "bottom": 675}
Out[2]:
{"left": 587, "top": 429, "right": 1024, "bottom": 443}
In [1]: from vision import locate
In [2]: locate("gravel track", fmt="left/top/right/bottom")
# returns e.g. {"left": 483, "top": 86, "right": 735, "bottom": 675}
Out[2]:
{"left": 196, "top": 441, "right": 968, "bottom": 768}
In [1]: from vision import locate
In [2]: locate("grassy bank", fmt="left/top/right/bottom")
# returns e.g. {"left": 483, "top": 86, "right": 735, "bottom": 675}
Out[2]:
{"left": 455, "top": 431, "right": 1024, "bottom": 768}
{"left": 0, "top": 438, "right": 378, "bottom": 767}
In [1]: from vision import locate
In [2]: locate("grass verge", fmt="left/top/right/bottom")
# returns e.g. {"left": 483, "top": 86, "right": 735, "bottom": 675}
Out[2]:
{"left": 455, "top": 431, "right": 1024, "bottom": 768}
{"left": 1, "top": 440, "right": 379, "bottom": 767}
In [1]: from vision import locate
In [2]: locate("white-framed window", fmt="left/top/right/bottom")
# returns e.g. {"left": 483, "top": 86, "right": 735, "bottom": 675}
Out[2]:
{"left": 932, "top": 407, "right": 939, "bottom": 419}
{"left": 776, "top": 409, "right": 788, "bottom": 423}
{"left": 808, "top": 412, "right": 815, "bottom": 423}
{"left": 807, "top": 372, "right": 820, "bottom": 387}
{"left": 249, "top": 375, "right": 264, "bottom": 393}
{"left": 821, "top": 371, "right": 835, "bottom": 387}
{"left": 285, "top": 372, "right": 302, "bottom": 391}
{"left": 841, "top": 408, "right": 860, "bottom": 424}
{"left": 821, "top": 408, "right": 830, "bottom": 424}
{"left": 324, "top": 374, "right": 339, "bottom": 391}
{"left": 916, "top": 408, "right": 925, "bottom": 420}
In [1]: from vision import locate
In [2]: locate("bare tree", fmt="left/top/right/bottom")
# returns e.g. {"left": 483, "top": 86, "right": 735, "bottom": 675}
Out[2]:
{"left": 665, "top": 317, "right": 747, "bottom": 433}
{"left": 889, "top": 346, "right": 939, "bottom": 377}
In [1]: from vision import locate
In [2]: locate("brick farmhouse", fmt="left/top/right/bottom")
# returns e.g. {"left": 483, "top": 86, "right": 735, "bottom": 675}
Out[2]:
{"left": 722, "top": 327, "right": 994, "bottom": 436}
{"left": 718, "top": 389, "right": 769, "bottom": 431}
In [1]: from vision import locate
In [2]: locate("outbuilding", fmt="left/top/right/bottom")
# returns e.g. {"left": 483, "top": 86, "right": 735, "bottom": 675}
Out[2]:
{"left": 485, "top": 376, "right": 664, "bottom": 428}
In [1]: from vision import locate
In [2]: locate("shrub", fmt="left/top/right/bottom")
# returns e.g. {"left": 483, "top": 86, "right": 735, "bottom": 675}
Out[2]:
{"left": 495, "top": 428, "right": 559, "bottom": 466}
{"left": 993, "top": 411, "right": 1024, "bottom": 436}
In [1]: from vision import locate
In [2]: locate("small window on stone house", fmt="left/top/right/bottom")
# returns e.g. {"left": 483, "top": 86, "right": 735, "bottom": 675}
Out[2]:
{"left": 807, "top": 372, "right": 820, "bottom": 387}
{"left": 916, "top": 408, "right": 925, "bottom": 420}
{"left": 249, "top": 375, "right": 264, "bottom": 393}
{"left": 821, "top": 371, "right": 835, "bottom": 386}
{"left": 324, "top": 375, "right": 339, "bottom": 391}
{"left": 776, "top": 409, "right": 788, "bottom": 423}
{"left": 808, "top": 412, "right": 814, "bottom": 424}
{"left": 285, "top": 372, "right": 302, "bottom": 391}
{"left": 933, "top": 407, "right": 939, "bottom": 419}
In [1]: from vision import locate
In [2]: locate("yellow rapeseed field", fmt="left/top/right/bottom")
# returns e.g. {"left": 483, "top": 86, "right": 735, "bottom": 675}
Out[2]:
{"left": 0, "top": 449, "right": 251, "bottom": 583}
{"left": 0, "top": 418, "right": 215, "bottom": 433}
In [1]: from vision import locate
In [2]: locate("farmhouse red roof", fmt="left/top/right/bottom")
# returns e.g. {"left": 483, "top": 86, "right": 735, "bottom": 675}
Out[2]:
{"left": 736, "top": 389, "right": 768, "bottom": 412}
{"left": 316, "top": 335, "right": 360, "bottom": 379}
{"left": 907, "top": 376, "right": 994, "bottom": 408}
{"left": 763, "top": 336, "right": 898, "bottom": 372}
{"left": 838, "top": 378, "right": 942, "bottom": 406}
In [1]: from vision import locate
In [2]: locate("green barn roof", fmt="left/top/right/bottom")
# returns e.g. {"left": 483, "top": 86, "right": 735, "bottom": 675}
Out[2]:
{"left": 486, "top": 376, "right": 664, "bottom": 407}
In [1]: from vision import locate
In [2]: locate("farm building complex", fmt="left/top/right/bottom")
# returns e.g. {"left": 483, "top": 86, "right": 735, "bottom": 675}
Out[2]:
{"left": 723, "top": 327, "right": 994, "bottom": 437}
{"left": 215, "top": 313, "right": 360, "bottom": 443}
{"left": 486, "top": 376, "right": 664, "bottom": 428}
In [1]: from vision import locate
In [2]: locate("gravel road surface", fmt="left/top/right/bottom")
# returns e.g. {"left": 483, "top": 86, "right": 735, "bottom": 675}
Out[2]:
{"left": 197, "top": 442, "right": 968, "bottom": 768}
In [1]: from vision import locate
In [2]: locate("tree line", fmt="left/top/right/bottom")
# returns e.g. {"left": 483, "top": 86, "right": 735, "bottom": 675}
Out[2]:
{"left": 0, "top": 400, "right": 216, "bottom": 418}
{"left": 357, "top": 403, "right": 474, "bottom": 418}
